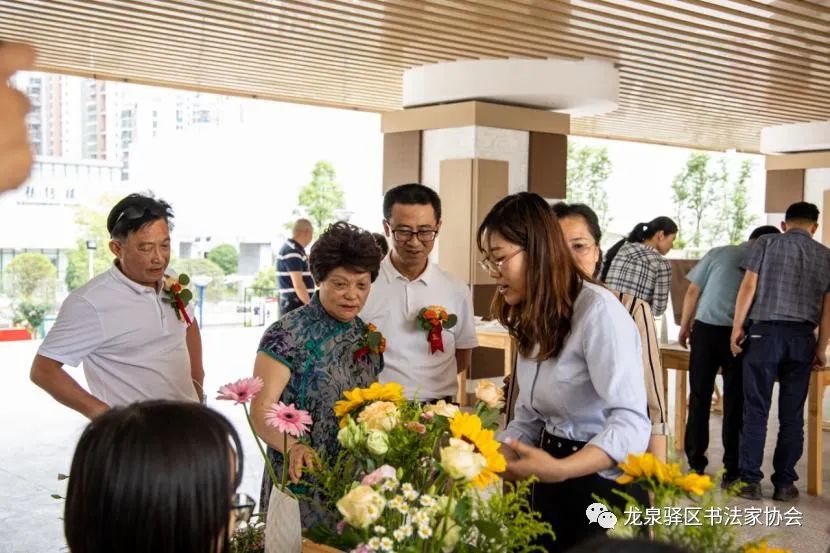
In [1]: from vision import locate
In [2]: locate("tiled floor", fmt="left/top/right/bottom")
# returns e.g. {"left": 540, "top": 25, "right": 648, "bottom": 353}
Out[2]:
{"left": 0, "top": 328, "right": 827, "bottom": 552}
{"left": 663, "top": 372, "right": 830, "bottom": 553}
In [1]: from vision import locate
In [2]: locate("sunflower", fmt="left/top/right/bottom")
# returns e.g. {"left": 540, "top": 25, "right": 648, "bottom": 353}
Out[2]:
{"left": 333, "top": 382, "right": 405, "bottom": 423}
{"left": 449, "top": 412, "right": 506, "bottom": 488}
{"left": 743, "top": 541, "right": 791, "bottom": 553}
{"left": 616, "top": 453, "right": 680, "bottom": 486}
{"left": 673, "top": 472, "right": 713, "bottom": 496}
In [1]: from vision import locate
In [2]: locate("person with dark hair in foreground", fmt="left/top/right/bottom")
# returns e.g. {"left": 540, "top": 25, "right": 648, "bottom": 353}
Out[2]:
{"left": 731, "top": 202, "right": 830, "bottom": 501}
{"left": 480, "top": 193, "right": 650, "bottom": 552}
{"left": 679, "top": 225, "right": 780, "bottom": 487}
{"left": 361, "top": 183, "right": 478, "bottom": 402}
{"left": 251, "top": 222, "right": 384, "bottom": 527}
{"left": 64, "top": 401, "right": 251, "bottom": 553}
{"left": 602, "top": 216, "right": 678, "bottom": 317}
{"left": 30, "top": 193, "right": 204, "bottom": 419}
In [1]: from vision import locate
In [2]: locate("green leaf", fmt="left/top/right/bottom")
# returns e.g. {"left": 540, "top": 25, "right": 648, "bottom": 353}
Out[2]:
{"left": 453, "top": 495, "right": 473, "bottom": 521}
{"left": 177, "top": 273, "right": 190, "bottom": 285}
{"left": 474, "top": 520, "right": 501, "bottom": 540}
{"left": 444, "top": 314, "right": 458, "bottom": 329}
{"left": 57, "top": 473, "right": 69, "bottom": 481}
{"left": 50, "top": 494, "right": 63, "bottom": 500}
{"left": 421, "top": 321, "right": 432, "bottom": 331}
{"left": 179, "top": 289, "right": 193, "bottom": 303}
{"left": 367, "top": 332, "right": 381, "bottom": 349}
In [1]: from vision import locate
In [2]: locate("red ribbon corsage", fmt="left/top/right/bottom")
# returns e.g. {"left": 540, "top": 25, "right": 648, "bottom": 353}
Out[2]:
{"left": 416, "top": 305, "right": 457, "bottom": 354}
{"left": 162, "top": 273, "right": 194, "bottom": 326}
{"left": 354, "top": 323, "right": 386, "bottom": 361}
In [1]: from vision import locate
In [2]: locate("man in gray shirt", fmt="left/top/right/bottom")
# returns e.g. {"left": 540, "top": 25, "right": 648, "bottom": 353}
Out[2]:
{"left": 679, "top": 225, "right": 779, "bottom": 487}
{"left": 731, "top": 202, "right": 830, "bottom": 501}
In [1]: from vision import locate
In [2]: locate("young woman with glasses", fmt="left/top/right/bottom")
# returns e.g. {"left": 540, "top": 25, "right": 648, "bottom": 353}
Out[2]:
{"left": 478, "top": 193, "right": 651, "bottom": 552}
{"left": 64, "top": 401, "right": 253, "bottom": 553}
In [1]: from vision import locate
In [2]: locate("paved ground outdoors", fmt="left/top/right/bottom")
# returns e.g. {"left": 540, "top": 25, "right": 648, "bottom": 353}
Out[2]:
{"left": 1, "top": 325, "right": 828, "bottom": 552}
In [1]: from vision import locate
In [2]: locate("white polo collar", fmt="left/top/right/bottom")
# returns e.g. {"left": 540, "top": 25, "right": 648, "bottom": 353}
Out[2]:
{"left": 109, "top": 264, "right": 163, "bottom": 295}
{"left": 381, "top": 255, "right": 434, "bottom": 286}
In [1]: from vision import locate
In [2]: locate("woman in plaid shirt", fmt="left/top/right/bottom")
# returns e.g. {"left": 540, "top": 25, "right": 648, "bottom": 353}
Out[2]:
{"left": 601, "top": 217, "right": 677, "bottom": 317}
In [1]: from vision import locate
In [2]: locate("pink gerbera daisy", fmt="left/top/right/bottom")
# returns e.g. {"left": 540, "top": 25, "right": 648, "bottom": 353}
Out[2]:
{"left": 216, "top": 377, "right": 264, "bottom": 404}
{"left": 264, "top": 401, "right": 313, "bottom": 437}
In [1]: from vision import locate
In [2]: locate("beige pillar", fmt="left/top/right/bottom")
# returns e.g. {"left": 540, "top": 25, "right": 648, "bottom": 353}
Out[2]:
{"left": 381, "top": 101, "right": 571, "bottom": 386}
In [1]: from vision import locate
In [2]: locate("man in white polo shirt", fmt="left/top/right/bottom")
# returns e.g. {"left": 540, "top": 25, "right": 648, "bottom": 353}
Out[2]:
{"left": 30, "top": 194, "right": 204, "bottom": 418}
{"left": 361, "top": 183, "right": 478, "bottom": 402}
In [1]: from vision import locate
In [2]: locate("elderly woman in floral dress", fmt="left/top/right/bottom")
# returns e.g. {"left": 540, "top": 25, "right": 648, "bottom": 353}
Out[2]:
{"left": 250, "top": 222, "right": 384, "bottom": 528}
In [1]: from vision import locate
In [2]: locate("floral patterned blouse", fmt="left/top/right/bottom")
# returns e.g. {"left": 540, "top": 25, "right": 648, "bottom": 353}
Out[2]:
{"left": 257, "top": 293, "right": 382, "bottom": 528}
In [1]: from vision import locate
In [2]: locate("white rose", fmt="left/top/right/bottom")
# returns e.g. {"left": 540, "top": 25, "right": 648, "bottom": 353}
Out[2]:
{"left": 336, "top": 485, "right": 386, "bottom": 529}
{"left": 366, "top": 429, "right": 389, "bottom": 456}
{"left": 440, "top": 438, "right": 486, "bottom": 481}
{"left": 475, "top": 380, "right": 505, "bottom": 409}
{"left": 425, "top": 400, "right": 459, "bottom": 419}
{"left": 357, "top": 401, "right": 400, "bottom": 432}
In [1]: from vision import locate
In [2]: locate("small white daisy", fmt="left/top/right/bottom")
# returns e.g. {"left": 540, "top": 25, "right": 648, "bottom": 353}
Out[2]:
{"left": 419, "top": 495, "right": 437, "bottom": 508}
{"left": 373, "top": 526, "right": 386, "bottom": 535}
{"left": 367, "top": 537, "right": 382, "bottom": 551}
{"left": 417, "top": 524, "right": 433, "bottom": 539}
{"left": 393, "top": 528, "right": 406, "bottom": 542}
{"left": 380, "top": 537, "right": 394, "bottom": 551}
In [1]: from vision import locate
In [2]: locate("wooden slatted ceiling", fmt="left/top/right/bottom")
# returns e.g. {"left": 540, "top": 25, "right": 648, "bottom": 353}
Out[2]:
{"left": 1, "top": 0, "right": 828, "bottom": 153}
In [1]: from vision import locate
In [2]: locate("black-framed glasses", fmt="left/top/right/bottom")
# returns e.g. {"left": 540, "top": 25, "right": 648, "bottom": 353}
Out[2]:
{"left": 230, "top": 493, "right": 256, "bottom": 524}
{"left": 478, "top": 248, "right": 524, "bottom": 274}
{"left": 389, "top": 227, "right": 438, "bottom": 243}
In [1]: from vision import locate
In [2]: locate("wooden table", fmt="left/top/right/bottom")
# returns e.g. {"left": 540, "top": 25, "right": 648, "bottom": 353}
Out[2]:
{"left": 475, "top": 324, "right": 515, "bottom": 376}
{"left": 659, "top": 342, "right": 829, "bottom": 497}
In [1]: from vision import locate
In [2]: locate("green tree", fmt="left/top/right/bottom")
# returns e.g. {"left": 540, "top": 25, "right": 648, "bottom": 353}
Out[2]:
{"left": 65, "top": 203, "right": 113, "bottom": 291}
{"left": 566, "top": 142, "right": 613, "bottom": 229}
{"left": 293, "top": 160, "right": 345, "bottom": 235}
{"left": 169, "top": 258, "right": 226, "bottom": 303}
{"left": 5, "top": 252, "right": 57, "bottom": 301}
{"left": 207, "top": 244, "right": 239, "bottom": 275}
{"left": 723, "top": 159, "right": 755, "bottom": 245}
{"left": 250, "top": 266, "right": 277, "bottom": 298}
{"left": 671, "top": 152, "right": 719, "bottom": 249}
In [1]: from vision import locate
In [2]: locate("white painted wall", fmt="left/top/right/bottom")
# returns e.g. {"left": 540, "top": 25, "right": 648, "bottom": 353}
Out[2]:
{"left": 804, "top": 168, "right": 830, "bottom": 245}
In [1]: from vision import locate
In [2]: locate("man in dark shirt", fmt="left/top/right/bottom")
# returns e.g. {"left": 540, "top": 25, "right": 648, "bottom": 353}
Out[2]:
{"left": 276, "top": 218, "right": 314, "bottom": 316}
{"left": 731, "top": 202, "right": 830, "bottom": 501}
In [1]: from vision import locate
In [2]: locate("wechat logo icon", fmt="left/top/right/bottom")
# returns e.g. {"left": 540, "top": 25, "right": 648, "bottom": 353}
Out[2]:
{"left": 585, "top": 502, "right": 617, "bottom": 530}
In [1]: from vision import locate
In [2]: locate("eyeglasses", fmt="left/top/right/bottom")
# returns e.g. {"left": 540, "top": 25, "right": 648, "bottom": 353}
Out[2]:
{"left": 478, "top": 248, "right": 523, "bottom": 274}
{"left": 389, "top": 227, "right": 438, "bottom": 243}
{"left": 230, "top": 493, "right": 256, "bottom": 525}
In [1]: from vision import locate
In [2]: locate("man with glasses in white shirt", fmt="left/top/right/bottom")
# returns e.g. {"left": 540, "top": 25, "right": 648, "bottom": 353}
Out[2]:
{"left": 361, "top": 183, "right": 478, "bottom": 402}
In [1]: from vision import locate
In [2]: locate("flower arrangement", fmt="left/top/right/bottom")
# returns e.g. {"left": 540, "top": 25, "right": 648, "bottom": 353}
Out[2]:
{"left": 606, "top": 453, "right": 791, "bottom": 553}
{"left": 217, "top": 378, "right": 314, "bottom": 494}
{"left": 415, "top": 305, "right": 457, "bottom": 354}
{"left": 354, "top": 324, "right": 386, "bottom": 362}
{"left": 162, "top": 273, "right": 194, "bottom": 325}
{"left": 218, "top": 377, "right": 316, "bottom": 553}
{"left": 305, "top": 381, "right": 552, "bottom": 552}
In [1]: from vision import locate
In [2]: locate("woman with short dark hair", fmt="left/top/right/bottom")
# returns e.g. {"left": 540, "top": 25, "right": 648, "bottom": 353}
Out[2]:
{"left": 251, "top": 221, "right": 384, "bottom": 528}
{"left": 64, "top": 401, "right": 249, "bottom": 553}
